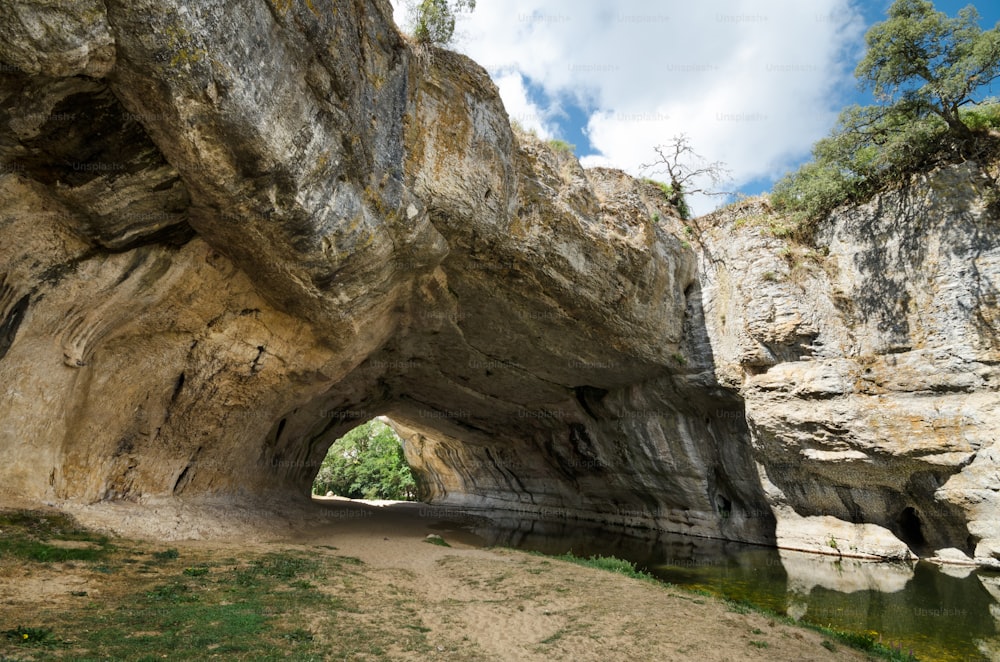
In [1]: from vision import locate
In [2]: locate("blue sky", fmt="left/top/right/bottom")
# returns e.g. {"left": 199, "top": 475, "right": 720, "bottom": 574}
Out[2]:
{"left": 393, "top": 1, "right": 1000, "bottom": 214}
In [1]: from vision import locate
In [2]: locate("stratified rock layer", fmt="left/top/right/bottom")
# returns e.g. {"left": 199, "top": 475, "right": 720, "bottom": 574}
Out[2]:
{"left": 699, "top": 169, "right": 1000, "bottom": 562}
{"left": 0, "top": 0, "right": 772, "bottom": 548}
{"left": 0, "top": 0, "right": 997, "bottom": 563}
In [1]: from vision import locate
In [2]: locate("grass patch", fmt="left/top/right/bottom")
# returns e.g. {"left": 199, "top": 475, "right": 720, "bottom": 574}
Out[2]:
{"left": 8, "top": 550, "right": 337, "bottom": 659}
{"left": 547, "top": 139, "right": 575, "bottom": 154}
{"left": 424, "top": 534, "right": 451, "bottom": 547}
{"left": 281, "top": 627, "right": 315, "bottom": 643}
{"left": 152, "top": 548, "right": 179, "bottom": 562}
{"left": 405, "top": 624, "right": 432, "bottom": 633}
{"left": 551, "top": 553, "right": 659, "bottom": 584}
{"left": 0, "top": 510, "right": 114, "bottom": 563}
{"left": 0, "top": 511, "right": 436, "bottom": 660}
{"left": 3, "top": 625, "right": 60, "bottom": 647}
{"left": 725, "top": 598, "right": 754, "bottom": 614}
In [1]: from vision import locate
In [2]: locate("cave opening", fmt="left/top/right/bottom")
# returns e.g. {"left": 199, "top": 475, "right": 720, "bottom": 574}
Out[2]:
{"left": 715, "top": 494, "right": 733, "bottom": 520}
{"left": 895, "top": 506, "right": 927, "bottom": 551}
{"left": 310, "top": 417, "right": 418, "bottom": 503}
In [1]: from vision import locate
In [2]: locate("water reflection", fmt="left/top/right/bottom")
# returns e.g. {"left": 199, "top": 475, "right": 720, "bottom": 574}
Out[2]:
{"left": 466, "top": 515, "right": 1000, "bottom": 662}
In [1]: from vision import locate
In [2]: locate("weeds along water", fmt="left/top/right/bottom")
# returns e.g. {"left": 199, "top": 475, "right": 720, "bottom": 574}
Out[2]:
{"left": 472, "top": 516, "right": 998, "bottom": 662}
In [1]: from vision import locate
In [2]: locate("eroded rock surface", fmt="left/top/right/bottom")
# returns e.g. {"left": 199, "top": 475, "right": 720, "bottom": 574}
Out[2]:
{"left": 0, "top": 0, "right": 997, "bottom": 564}
{"left": 0, "top": 0, "right": 772, "bottom": 548}
{"left": 699, "top": 167, "right": 1000, "bottom": 563}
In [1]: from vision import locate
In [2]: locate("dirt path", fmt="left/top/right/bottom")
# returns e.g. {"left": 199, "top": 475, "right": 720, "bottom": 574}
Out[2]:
{"left": 1, "top": 497, "right": 874, "bottom": 661}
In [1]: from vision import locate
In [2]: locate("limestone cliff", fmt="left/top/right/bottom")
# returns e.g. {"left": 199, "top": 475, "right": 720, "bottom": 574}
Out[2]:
{"left": 698, "top": 166, "right": 1000, "bottom": 563}
{"left": 0, "top": 0, "right": 997, "bottom": 565}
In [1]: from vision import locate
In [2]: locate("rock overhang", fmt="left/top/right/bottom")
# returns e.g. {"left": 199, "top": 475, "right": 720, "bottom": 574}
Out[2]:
{"left": 2, "top": 0, "right": 999, "bottom": 566}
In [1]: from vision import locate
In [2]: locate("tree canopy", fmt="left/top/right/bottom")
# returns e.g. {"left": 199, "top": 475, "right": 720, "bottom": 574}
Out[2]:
{"left": 856, "top": 0, "right": 1000, "bottom": 138}
{"left": 312, "top": 419, "right": 417, "bottom": 501}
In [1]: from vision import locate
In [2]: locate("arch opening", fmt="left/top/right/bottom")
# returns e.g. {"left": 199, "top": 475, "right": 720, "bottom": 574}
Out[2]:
{"left": 310, "top": 418, "right": 418, "bottom": 503}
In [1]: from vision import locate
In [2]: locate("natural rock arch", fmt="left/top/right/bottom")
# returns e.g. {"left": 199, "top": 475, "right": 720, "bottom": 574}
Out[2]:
{"left": 4, "top": 0, "right": 1000, "bottom": 565}
{"left": 0, "top": 0, "right": 775, "bottom": 546}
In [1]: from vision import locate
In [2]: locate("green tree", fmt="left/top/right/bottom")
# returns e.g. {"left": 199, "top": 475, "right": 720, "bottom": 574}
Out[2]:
{"left": 856, "top": 0, "right": 1000, "bottom": 140}
{"left": 312, "top": 419, "right": 417, "bottom": 501}
{"left": 773, "top": 0, "right": 1000, "bottom": 233}
{"left": 407, "top": 0, "right": 476, "bottom": 45}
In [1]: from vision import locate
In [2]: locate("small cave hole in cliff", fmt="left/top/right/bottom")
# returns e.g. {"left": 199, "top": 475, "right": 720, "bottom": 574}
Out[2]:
{"left": 895, "top": 506, "right": 927, "bottom": 551}
{"left": 715, "top": 495, "right": 733, "bottom": 520}
{"left": 310, "top": 418, "right": 418, "bottom": 502}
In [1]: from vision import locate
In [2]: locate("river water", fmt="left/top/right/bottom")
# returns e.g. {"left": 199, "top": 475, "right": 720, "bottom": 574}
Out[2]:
{"left": 452, "top": 516, "right": 1000, "bottom": 662}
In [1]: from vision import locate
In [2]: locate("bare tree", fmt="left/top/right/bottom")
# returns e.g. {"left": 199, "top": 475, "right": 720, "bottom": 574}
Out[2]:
{"left": 640, "top": 134, "right": 733, "bottom": 218}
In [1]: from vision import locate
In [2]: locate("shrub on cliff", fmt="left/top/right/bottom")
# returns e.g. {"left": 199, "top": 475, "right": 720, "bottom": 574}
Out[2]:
{"left": 406, "top": 0, "right": 476, "bottom": 45}
{"left": 312, "top": 420, "right": 417, "bottom": 501}
{"left": 773, "top": 0, "right": 1000, "bottom": 236}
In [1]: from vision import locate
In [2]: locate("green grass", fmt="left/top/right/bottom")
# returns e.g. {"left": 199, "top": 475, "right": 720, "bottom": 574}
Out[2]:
{"left": 72, "top": 550, "right": 332, "bottom": 657}
{"left": 703, "top": 589, "right": 917, "bottom": 661}
{"left": 0, "top": 509, "right": 440, "bottom": 660}
{"left": 0, "top": 510, "right": 115, "bottom": 563}
{"left": 547, "top": 139, "right": 575, "bottom": 154}
{"left": 725, "top": 598, "right": 754, "bottom": 614}
{"left": 3, "top": 625, "right": 60, "bottom": 647}
{"left": 337, "top": 555, "right": 364, "bottom": 565}
{"left": 641, "top": 178, "right": 691, "bottom": 218}
{"left": 642, "top": 177, "right": 673, "bottom": 199}
{"left": 550, "top": 553, "right": 660, "bottom": 584}
{"left": 152, "top": 547, "right": 180, "bottom": 562}
{"left": 424, "top": 535, "right": 451, "bottom": 547}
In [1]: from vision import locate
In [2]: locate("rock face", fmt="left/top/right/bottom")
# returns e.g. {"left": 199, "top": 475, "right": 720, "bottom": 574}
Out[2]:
{"left": 699, "top": 168, "right": 1000, "bottom": 562}
{"left": 0, "top": 0, "right": 772, "bottom": 548}
{"left": 0, "top": 0, "right": 997, "bottom": 563}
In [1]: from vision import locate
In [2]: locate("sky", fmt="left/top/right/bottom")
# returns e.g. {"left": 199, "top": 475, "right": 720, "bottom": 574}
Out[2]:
{"left": 391, "top": 1, "right": 1000, "bottom": 215}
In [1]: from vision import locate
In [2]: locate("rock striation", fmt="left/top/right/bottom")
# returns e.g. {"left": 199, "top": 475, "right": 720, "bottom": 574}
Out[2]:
{"left": 0, "top": 0, "right": 997, "bottom": 564}
{"left": 699, "top": 168, "right": 1000, "bottom": 563}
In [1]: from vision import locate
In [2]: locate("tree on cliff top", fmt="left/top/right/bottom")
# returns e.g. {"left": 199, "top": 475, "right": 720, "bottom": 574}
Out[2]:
{"left": 772, "top": 0, "right": 1000, "bottom": 234}
{"left": 856, "top": 0, "right": 1000, "bottom": 140}
{"left": 640, "top": 134, "right": 732, "bottom": 220}
{"left": 406, "top": 0, "right": 476, "bottom": 45}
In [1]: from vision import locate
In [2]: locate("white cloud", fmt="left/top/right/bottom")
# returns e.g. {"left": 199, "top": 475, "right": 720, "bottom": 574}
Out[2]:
{"left": 390, "top": 0, "right": 866, "bottom": 215}
{"left": 492, "top": 71, "right": 557, "bottom": 139}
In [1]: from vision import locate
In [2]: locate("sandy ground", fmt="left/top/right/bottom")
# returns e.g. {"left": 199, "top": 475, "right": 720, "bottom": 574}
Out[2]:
{"left": 1, "top": 496, "right": 874, "bottom": 661}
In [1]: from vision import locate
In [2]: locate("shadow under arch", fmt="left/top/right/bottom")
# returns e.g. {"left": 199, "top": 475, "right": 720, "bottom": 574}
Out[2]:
{"left": 259, "top": 277, "right": 778, "bottom": 551}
